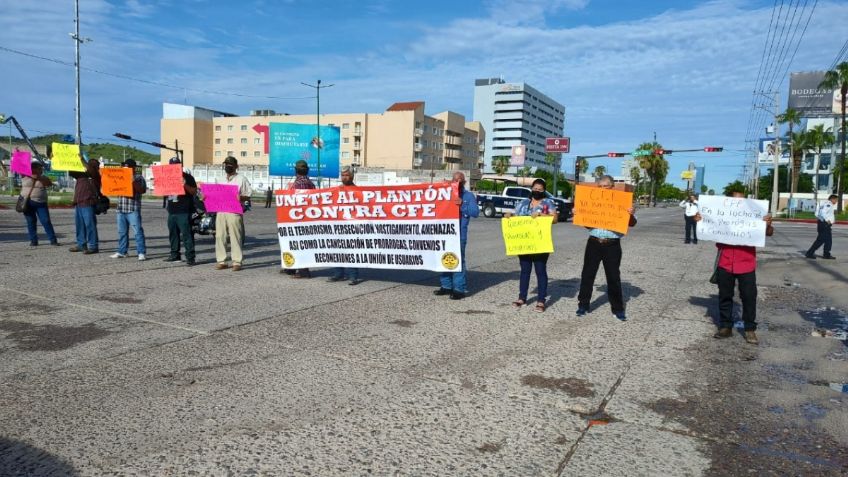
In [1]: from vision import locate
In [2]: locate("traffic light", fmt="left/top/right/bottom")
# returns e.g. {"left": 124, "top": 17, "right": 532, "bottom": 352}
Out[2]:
{"left": 654, "top": 149, "right": 672, "bottom": 155}
{"left": 607, "top": 152, "right": 626, "bottom": 157}
{"left": 704, "top": 147, "right": 723, "bottom": 152}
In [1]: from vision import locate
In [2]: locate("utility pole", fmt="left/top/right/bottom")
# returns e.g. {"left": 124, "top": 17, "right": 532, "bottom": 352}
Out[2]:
{"left": 770, "top": 91, "right": 781, "bottom": 215}
{"left": 301, "top": 80, "right": 333, "bottom": 187}
{"left": 70, "top": 0, "right": 91, "bottom": 147}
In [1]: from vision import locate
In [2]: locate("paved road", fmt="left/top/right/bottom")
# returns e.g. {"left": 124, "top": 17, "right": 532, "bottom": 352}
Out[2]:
{"left": 0, "top": 200, "right": 845, "bottom": 476}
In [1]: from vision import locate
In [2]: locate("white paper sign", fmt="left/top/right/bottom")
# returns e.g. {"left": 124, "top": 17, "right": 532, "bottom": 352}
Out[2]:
{"left": 696, "top": 196, "right": 769, "bottom": 247}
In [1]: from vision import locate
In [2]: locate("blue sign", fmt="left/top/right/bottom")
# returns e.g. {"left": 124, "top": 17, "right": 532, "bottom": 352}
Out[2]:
{"left": 269, "top": 122, "right": 340, "bottom": 178}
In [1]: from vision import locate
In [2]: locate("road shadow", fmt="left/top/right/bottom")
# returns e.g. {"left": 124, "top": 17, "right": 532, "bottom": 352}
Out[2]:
{"left": 690, "top": 294, "right": 722, "bottom": 326}
{"left": 583, "top": 282, "right": 645, "bottom": 311}
{"left": 0, "top": 437, "right": 78, "bottom": 476}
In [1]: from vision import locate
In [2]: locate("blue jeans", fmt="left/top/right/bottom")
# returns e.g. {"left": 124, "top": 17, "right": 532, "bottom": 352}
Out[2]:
{"left": 440, "top": 240, "right": 468, "bottom": 293}
{"left": 23, "top": 200, "right": 57, "bottom": 244}
{"left": 332, "top": 267, "right": 360, "bottom": 281}
{"left": 117, "top": 210, "right": 146, "bottom": 255}
{"left": 519, "top": 253, "right": 549, "bottom": 303}
{"left": 74, "top": 205, "right": 98, "bottom": 250}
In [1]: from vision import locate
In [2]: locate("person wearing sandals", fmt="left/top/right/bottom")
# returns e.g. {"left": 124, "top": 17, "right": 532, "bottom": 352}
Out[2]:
{"left": 506, "top": 178, "right": 558, "bottom": 313}
{"left": 21, "top": 161, "right": 59, "bottom": 246}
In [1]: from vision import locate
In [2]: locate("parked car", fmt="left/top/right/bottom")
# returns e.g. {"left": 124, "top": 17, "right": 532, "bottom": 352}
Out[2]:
{"left": 476, "top": 186, "right": 572, "bottom": 222}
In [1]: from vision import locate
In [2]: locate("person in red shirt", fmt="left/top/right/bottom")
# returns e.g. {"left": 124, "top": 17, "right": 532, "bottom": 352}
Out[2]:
{"left": 696, "top": 191, "right": 773, "bottom": 345}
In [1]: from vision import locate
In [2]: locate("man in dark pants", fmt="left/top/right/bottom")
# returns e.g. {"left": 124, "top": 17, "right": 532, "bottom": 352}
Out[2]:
{"left": 265, "top": 187, "right": 273, "bottom": 208}
{"left": 163, "top": 158, "right": 198, "bottom": 266}
{"left": 805, "top": 194, "right": 837, "bottom": 259}
{"left": 68, "top": 156, "right": 101, "bottom": 254}
{"left": 698, "top": 191, "right": 774, "bottom": 345}
{"left": 575, "top": 175, "right": 637, "bottom": 321}
{"left": 679, "top": 194, "right": 699, "bottom": 244}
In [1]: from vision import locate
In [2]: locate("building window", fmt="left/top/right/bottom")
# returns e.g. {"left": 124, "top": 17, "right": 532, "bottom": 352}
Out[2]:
{"left": 241, "top": 138, "right": 247, "bottom": 144}
{"left": 214, "top": 151, "right": 221, "bottom": 157}
{"left": 227, "top": 138, "right": 234, "bottom": 144}
{"left": 227, "top": 125, "right": 233, "bottom": 131}
{"left": 254, "top": 138, "right": 261, "bottom": 144}
{"left": 240, "top": 151, "right": 247, "bottom": 157}
{"left": 254, "top": 151, "right": 260, "bottom": 157}
{"left": 215, "top": 125, "right": 221, "bottom": 131}
{"left": 342, "top": 151, "right": 350, "bottom": 159}
{"left": 227, "top": 151, "right": 233, "bottom": 156}
{"left": 343, "top": 137, "right": 350, "bottom": 143}
{"left": 342, "top": 123, "right": 350, "bottom": 129}
{"left": 215, "top": 139, "right": 221, "bottom": 144}
{"left": 240, "top": 125, "right": 247, "bottom": 131}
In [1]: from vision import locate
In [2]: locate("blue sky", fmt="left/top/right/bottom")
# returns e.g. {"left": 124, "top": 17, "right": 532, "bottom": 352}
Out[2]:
{"left": 1, "top": 0, "right": 846, "bottom": 190}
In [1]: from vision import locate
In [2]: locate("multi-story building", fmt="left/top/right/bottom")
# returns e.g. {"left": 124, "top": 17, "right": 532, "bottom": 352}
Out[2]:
{"left": 473, "top": 77, "right": 565, "bottom": 172}
{"left": 160, "top": 101, "right": 485, "bottom": 179}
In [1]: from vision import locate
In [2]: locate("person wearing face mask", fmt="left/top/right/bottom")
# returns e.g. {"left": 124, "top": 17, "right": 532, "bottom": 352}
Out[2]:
{"left": 214, "top": 156, "right": 253, "bottom": 271}
{"left": 575, "top": 175, "right": 637, "bottom": 321}
{"left": 328, "top": 166, "right": 363, "bottom": 285}
{"left": 504, "top": 178, "right": 558, "bottom": 312}
{"left": 434, "top": 171, "right": 479, "bottom": 300}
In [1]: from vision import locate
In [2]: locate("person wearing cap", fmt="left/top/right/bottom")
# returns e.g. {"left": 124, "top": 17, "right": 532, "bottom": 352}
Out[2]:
{"left": 328, "top": 166, "right": 362, "bottom": 285}
{"left": 20, "top": 161, "right": 59, "bottom": 246}
{"left": 163, "top": 157, "right": 198, "bottom": 266}
{"left": 285, "top": 159, "right": 316, "bottom": 278}
{"left": 215, "top": 156, "right": 253, "bottom": 271}
{"left": 110, "top": 159, "right": 148, "bottom": 260}
{"left": 68, "top": 156, "right": 101, "bottom": 254}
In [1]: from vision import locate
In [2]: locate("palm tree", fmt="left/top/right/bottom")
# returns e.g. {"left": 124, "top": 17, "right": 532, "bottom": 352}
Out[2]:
{"left": 636, "top": 141, "right": 669, "bottom": 207}
{"left": 777, "top": 108, "right": 802, "bottom": 205}
{"left": 492, "top": 156, "right": 510, "bottom": 175}
{"left": 592, "top": 165, "right": 606, "bottom": 179}
{"left": 786, "top": 130, "right": 810, "bottom": 201}
{"left": 806, "top": 124, "right": 835, "bottom": 204}
{"left": 629, "top": 166, "right": 642, "bottom": 194}
{"left": 820, "top": 61, "right": 848, "bottom": 212}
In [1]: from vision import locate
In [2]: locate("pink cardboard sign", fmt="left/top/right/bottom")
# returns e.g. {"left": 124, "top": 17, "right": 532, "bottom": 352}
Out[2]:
{"left": 151, "top": 164, "right": 185, "bottom": 196}
{"left": 200, "top": 183, "right": 242, "bottom": 214}
{"left": 11, "top": 151, "right": 32, "bottom": 176}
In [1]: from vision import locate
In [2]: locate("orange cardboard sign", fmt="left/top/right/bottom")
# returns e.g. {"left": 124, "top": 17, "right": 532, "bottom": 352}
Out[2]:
{"left": 100, "top": 167, "right": 134, "bottom": 197}
{"left": 573, "top": 185, "right": 633, "bottom": 235}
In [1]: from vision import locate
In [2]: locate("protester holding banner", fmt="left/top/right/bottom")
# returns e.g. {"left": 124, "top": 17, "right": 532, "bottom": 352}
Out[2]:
{"left": 679, "top": 194, "right": 699, "bottom": 244}
{"left": 696, "top": 191, "right": 773, "bottom": 345}
{"left": 20, "top": 162, "right": 59, "bottom": 246}
{"left": 109, "top": 159, "right": 148, "bottom": 260}
{"left": 503, "top": 178, "right": 557, "bottom": 312}
{"left": 164, "top": 158, "right": 198, "bottom": 266}
{"left": 285, "top": 159, "right": 316, "bottom": 278}
{"left": 214, "top": 156, "right": 253, "bottom": 271}
{"left": 434, "top": 171, "right": 479, "bottom": 300}
{"left": 805, "top": 194, "right": 838, "bottom": 260}
{"left": 328, "top": 166, "right": 364, "bottom": 285}
{"left": 68, "top": 157, "right": 101, "bottom": 254}
{"left": 575, "top": 175, "right": 637, "bottom": 321}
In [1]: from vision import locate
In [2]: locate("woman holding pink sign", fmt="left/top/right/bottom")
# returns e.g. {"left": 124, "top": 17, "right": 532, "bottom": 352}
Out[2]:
{"left": 20, "top": 161, "right": 59, "bottom": 246}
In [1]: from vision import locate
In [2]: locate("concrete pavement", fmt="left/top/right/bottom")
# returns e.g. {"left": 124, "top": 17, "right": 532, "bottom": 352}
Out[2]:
{"left": 0, "top": 200, "right": 845, "bottom": 475}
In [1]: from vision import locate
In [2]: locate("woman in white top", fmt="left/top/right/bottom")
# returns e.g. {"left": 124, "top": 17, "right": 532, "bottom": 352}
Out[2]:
{"left": 20, "top": 162, "right": 59, "bottom": 246}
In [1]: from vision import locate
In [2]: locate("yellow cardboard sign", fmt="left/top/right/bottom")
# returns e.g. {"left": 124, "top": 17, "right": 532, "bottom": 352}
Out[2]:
{"left": 501, "top": 216, "right": 554, "bottom": 256}
{"left": 51, "top": 143, "right": 85, "bottom": 172}
{"left": 573, "top": 185, "right": 634, "bottom": 235}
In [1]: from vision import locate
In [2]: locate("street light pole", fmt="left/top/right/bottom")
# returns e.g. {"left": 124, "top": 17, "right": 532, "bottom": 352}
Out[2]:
{"left": 301, "top": 80, "right": 333, "bottom": 187}
{"left": 70, "top": 0, "right": 91, "bottom": 146}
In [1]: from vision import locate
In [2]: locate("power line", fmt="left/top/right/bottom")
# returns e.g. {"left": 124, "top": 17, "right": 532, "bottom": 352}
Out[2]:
{"left": 829, "top": 38, "right": 848, "bottom": 69}
{"left": 0, "top": 45, "right": 316, "bottom": 101}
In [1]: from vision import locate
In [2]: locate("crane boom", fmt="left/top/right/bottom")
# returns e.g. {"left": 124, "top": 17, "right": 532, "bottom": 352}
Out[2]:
{"left": 0, "top": 115, "right": 47, "bottom": 165}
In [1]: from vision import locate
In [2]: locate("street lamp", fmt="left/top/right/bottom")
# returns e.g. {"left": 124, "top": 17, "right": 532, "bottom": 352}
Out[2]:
{"left": 70, "top": 0, "right": 92, "bottom": 146}
{"left": 301, "top": 80, "right": 333, "bottom": 187}
{"left": 114, "top": 133, "right": 183, "bottom": 162}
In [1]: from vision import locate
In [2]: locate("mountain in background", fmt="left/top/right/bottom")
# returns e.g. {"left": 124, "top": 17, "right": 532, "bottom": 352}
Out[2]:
{"left": 2, "top": 134, "right": 160, "bottom": 164}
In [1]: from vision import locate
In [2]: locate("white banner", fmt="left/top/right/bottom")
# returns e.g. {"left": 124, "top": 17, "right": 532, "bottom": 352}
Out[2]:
{"left": 696, "top": 196, "right": 769, "bottom": 247}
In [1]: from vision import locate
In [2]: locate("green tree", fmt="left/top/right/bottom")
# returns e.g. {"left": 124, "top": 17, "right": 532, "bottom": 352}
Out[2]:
{"left": 576, "top": 158, "right": 589, "bottom": 175}
{"left": 777, "top": 108, "right": 802, "bottom": 204}
{"left": 592, "top": 165, "right": 606, "bottom": 179}
{"left": 517, "top": 166, "right": 532, "bottom": 177}
{"left": 636, "top": 141, "right": 669, "bottom": 206}
{"left": 656, "top": 183, "right": 684, "bottom": 201}
{"left": 723, "top": 180, "right": 749, "bottom": 196}
{"left": 492, "top": 156, "right": 510, "bottom": 175}
{"left": 535, "top": 167, "right": 572, "bottom": 197}
{"left": 807, "top": 124, "right": 835, "bottom": 203}
{"left": 786, "top": 130, "right": 811, "bottom": 200}
{"left": 700, "top": 184, "right": 709, "bottom": 194}
{"left": 629, "top": 166, "right": 643, "bottom": 195}
{"left": 820, "top": 61, "right": 848, "bottom": 211}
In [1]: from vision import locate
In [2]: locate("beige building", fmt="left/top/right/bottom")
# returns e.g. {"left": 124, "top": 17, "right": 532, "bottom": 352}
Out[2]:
{"left": 160, "top": 102, "right": 485, "bottom": 178}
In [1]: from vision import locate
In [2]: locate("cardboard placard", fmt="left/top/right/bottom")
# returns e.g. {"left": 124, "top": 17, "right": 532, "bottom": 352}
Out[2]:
{"left": 573, "top": 185, "right": 633, "bottom": 235}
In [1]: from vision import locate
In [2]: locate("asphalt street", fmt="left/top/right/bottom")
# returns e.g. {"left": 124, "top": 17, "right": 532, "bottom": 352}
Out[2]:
{"left": 0, "top": 199, "right": 846, "bottom": 476}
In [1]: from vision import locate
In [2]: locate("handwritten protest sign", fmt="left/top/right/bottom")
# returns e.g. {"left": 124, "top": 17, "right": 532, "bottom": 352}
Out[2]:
{"left": 200, "top": 183, "right": 242, "bottom": 214}
{"left": 572, "top": 185, "right": 633, "bottom": 235}
{"left": 100, "top": 167, "right": 134, "bottom": 197}
{"left": 151, "top": 164, "right": 184, "bottom": 196}
{"left": 502, "top": 216, "right": 554, "bottom": 255}
{"left": 696, "top": 195, "right": 769, "bottom": 247}
{"left": 275, "top": 182, "right": 461, "bottom": 272}
{"left": 10, "top": 151, "right": 32, "bottom": 176}
{"left": 50, "top": 143, "right": 85, "bottom": 172}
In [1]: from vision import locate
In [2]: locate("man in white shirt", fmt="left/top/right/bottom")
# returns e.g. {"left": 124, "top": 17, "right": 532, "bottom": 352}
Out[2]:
{"left": 805, "top": 194, "right": 838, "bottom": 260}
{"left": 679, "top": 194, "right": 699, "bottom": 244}
{"left": 215, "top": 156, "right": 253, "bottom": 271}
